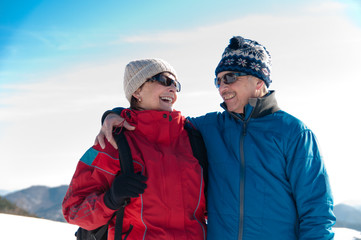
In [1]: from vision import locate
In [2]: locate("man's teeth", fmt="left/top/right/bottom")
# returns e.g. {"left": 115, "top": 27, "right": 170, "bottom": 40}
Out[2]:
{"left": 223, "top": 93, "right": 235, "bottom": 100}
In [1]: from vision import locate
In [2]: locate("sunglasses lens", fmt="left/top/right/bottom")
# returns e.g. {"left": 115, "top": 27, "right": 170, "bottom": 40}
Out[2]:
{"left": 215, "top": 72, "right": 249, "bottom": 88}
{"left": 150, "top": 74, "right": 181, "bottom": 92}
{"left": 161, "top": 75, "right": 172, "bottom": 86}
{"left": 224, "top": 73, "right": 237, "bottom": 84}
{"left": 215, "top": 73, "right": 237, "bottom": 88}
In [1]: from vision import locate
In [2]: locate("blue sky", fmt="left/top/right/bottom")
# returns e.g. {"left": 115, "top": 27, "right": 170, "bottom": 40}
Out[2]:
{"left": 1, "top": 0, "right": 361, "bottom": 204}
{"left": 3, "top": 0, "right": 359, "bottom": 84}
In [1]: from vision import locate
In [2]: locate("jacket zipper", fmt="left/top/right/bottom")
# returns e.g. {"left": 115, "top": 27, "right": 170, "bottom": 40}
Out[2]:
{"left": 226, "top": 102, "right": 258, "bottom": 240}
{"left": 234, "top": 109, "right": 254, "bottom": 240}
{"left": 238, "top": 121, "right": 246, "bottom": 240}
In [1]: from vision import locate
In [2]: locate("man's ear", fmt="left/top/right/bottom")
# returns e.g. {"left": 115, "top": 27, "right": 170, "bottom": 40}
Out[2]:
{"left": 256, "top": 79, "right": 264, "bottom": 90}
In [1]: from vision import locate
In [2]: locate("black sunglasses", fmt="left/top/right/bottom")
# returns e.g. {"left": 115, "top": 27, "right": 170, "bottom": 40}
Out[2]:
{"left": 147, "top": 73, "right": 181, "bottom": 92}
{"left": 214, "top": 72, "right": 248, "bottom": 88}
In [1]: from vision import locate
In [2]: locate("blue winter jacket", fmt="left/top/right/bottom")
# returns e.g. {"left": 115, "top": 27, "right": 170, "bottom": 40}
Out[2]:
{"left": 188, "top": 91, "right": 335, "bottom": 240}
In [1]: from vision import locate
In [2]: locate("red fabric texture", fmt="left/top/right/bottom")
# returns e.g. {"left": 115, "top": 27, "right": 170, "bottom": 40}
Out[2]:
{"left": 62, "top": 110, "right": 206, "bottom": 240}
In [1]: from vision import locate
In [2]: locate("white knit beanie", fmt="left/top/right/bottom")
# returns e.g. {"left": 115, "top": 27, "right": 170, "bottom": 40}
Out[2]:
{"left": 123, "top": 58, "right": 178, "bottom": 102}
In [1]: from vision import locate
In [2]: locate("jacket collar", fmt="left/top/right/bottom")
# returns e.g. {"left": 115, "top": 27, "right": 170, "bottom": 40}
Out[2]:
{"left": 221, "top": 90, "right": 280, "bottom": 120}
{"left": 121, "top": 109, "right": 185, "bottom": 144}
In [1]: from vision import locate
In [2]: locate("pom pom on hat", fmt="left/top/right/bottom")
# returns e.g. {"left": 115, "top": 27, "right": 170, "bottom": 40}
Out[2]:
{"left": 123, "top": 58, "right": 177, "bottom": 102}
{"left": 215, "top": 36, "right": 272, "bottom": 87}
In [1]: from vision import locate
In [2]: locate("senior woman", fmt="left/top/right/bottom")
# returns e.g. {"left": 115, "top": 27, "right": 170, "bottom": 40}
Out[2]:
{"left": 62, "top": 59, "right": 207, "bottom": 240}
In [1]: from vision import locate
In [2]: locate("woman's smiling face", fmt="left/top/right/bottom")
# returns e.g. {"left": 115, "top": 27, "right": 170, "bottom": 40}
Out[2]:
{"left": 133, "top": 72, "right": 178, "bottom": 112}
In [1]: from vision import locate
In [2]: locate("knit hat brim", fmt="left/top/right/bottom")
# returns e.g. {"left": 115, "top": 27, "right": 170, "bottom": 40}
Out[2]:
{"left": 123, "top": 58, "right": 177, "bottom": 102}
{"left": 215, "top": 36, "right": 272, "bottom": 87}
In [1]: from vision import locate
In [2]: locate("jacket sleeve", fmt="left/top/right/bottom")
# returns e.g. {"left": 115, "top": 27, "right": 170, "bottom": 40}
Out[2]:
{"left": 186, "top": 115, "right": 207, "bottom": 131}
{"left": 101, "top": 107, "right": 125, "bottom": 125}
{"left": 286, "top": 129, "right": 336, "bottom": 239}
{"left": 62, "top": 144, "right": 119, "bottom": 230}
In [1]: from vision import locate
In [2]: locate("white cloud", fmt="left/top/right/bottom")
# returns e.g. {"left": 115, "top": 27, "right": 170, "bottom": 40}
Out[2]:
{"left": 304, "top": 1, "right": 347, "bottom": 13}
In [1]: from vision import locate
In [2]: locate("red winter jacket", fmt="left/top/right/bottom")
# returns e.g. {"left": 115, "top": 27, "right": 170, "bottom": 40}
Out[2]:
{"left": 62, "top": 109, "right": 207, "bottom": 240}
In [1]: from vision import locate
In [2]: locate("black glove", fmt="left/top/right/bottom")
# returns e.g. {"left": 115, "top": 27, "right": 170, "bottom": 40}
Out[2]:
{"left": 104, "top": 173, "right": 147, "bottom": 210}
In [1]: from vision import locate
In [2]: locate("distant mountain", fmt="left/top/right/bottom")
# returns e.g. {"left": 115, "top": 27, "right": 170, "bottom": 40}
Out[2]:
{"left": 0, "top": 189, "right": 13, "bottom": 196}
{"left": 4, "top": 185, "right": 68, "bottom": 222}
{"left": 334, "top": 203, "right": 361, "bottom": 232}
{"left": 344, "top": 200, "right": 361, "bottom": 212}
{"left": 0, "top": 196, "right": 36, "bottom": 217}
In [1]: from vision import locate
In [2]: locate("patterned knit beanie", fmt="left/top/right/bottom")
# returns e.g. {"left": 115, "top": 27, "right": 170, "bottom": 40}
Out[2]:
{"left": 215, "top": 36, "right": 272, "bottom": 87}
{"left": 123, "top": 58, "right": 178, "bottom": 102}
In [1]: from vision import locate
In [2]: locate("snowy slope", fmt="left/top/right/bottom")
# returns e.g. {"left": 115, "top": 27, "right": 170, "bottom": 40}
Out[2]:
{"left": 334, "top": 228, "right": 361, "bottom": 239}
{"left": 0, "top": 213, "right": 78, "bottom": 240}
{"left": 1, "top": 213, "right": 361, "bottom": 239}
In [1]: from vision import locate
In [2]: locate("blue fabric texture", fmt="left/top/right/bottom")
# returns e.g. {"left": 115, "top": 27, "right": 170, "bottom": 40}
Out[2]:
{"left": 80, "top": 148, "right": 99, "bottom": 166}
{"left": 189, "top": 91, "right": 335, "bottom": 240}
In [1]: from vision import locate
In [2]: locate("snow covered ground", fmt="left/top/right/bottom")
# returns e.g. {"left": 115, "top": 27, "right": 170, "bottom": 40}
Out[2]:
{"left": 1, "top": 213, "right": 360, "bottom": 239}
{"left": 335, "top": 228, "right": 361, "bottom": 240}
{"left": 0, "top": 213, "right": 78, "bottom": 239}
